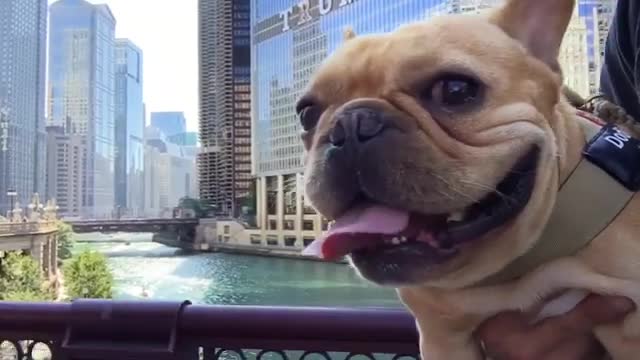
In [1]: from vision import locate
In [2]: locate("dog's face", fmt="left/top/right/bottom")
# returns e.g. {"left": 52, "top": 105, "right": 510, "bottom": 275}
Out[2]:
{"left": 300, "top": 0, "right": 577, "bottom": 288}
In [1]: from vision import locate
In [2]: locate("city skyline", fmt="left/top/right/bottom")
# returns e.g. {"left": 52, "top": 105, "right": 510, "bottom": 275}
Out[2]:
{"left": 43, "top": 0, "right": 198, "bottom": 219}
{"left": 46, "top": 0, "right": 199, "bottom": 131}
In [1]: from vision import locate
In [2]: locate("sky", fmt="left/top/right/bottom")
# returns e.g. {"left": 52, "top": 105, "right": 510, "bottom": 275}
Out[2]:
{"left": 48, "top": 0, "right": 199, "bottom": 131}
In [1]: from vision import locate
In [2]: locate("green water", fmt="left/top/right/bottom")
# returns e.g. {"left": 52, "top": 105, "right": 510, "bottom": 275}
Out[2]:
{"left": 72, "top": 233, "right": 401, "bottom": 308}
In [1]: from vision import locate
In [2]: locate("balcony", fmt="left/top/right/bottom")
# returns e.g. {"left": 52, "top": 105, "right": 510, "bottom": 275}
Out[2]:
{"left": 0, "top": 300, "right": 419, "bottom": 360}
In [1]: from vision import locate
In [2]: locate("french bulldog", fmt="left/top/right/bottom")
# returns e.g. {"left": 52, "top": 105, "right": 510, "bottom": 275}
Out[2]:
{"left": 298, "top": 0, "right": 640, "bottom": 359}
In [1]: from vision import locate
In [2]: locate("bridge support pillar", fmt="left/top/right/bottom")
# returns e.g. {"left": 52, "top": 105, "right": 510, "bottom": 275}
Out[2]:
{"left": 42, "top": 239, "right": 51, "bottom": 276}
{"left": 30, "top": 238, "right": 43, "bottom": 273}
{"left": 50, "top": 235, "right": 58, "bottom": 276}
{"left": 41, "top": 235, "right": 57, "bottom": 278}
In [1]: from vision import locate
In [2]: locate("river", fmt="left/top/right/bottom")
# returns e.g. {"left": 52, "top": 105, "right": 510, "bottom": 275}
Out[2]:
{"left": 72, "top": 233, "right": 401, "bottom": 308}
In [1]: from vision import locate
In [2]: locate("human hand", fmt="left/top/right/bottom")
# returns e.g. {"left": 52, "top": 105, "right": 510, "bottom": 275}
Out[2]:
{"left": 475, "top": 295, "right": 635, "bottom": 360}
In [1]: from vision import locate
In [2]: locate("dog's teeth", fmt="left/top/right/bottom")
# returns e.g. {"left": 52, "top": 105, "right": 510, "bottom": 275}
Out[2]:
{"left": 447, "top": 211, "right": 465, "bottom": 223}
{"left": 400, "top": 236, "right": 408, "bottom": 243}
{"left": 391, "top": 237, "right": 401, "bottom": 245}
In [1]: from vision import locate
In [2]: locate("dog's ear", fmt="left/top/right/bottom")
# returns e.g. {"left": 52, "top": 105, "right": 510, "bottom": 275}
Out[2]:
{"left": 343, "top": 26, "right": 356, "bottom": 41}
{"left": 490, "top": 0, "right": 575, "bottom": 73}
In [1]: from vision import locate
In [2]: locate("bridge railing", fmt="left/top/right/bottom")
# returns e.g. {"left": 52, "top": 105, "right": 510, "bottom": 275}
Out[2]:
{"left": 0, "top": 300, "right": 419, "bottom": 360}
{"left": 0, "top": 221, "right": 57, "bottom": 236}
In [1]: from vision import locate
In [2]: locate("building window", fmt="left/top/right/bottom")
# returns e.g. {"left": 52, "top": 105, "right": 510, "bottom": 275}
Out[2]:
{"left": 303, "top": 237, "right": 315, "bottom": 247}
{"left": 267, "top": 177, "right": 277, "bottom": 215}
{"left": 269, "top": 220, "right": 277, "bottom": 230}
{"left": 223, "top": 225, "right": 230, "bottom": 234}
{"left": 250, "top": 235, "right": 261, "bottom": 245}
{"left": 303, "top": 220, "right": 314, "bottom": 231}
{"left": 284, "top": 237, "right": 296, "bottom": 247}
{"left": 284, "top": 220, "right": 294, "bottom": 230}
{"left": 322, "top": 220, "right": 329, "bottom": 231}
{"left": 267, "top": 236, "right": 278, "bottom": 246}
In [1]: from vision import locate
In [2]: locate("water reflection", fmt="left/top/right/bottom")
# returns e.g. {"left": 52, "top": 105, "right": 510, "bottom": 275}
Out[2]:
{"left": 73, "top": 234, "right": 400, "bottom": 308}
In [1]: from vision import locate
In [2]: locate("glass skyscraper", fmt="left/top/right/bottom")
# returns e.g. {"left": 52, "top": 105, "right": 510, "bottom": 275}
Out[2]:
{"left": 115, "top": 39, "right": 144, "bottom": 217}
{"left": 150, "top": 112, "right": 187, "bottom": 137}
{"left": 251, "top": 0, "right": 450, "bottom": 178}
{"left": 48, "top": 0, "right": 116, "bottom": 218}
{"left": 0, "top": 0, "right": 47, "bottom": 213}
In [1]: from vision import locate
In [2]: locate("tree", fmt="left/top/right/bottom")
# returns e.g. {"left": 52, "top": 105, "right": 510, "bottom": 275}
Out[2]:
{"left": 56, "top": 221, "right": 74, "bottom": 260}
{"left": 0, "top": 252, "right": 52, "bottom": 301}
{"left": 63, "top": 251, "right": 114, "bottom": 299}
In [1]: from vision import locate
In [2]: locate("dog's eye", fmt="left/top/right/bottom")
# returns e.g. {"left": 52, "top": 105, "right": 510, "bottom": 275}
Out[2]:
{"left": 428, "top": 75, "right": 482, "bottom": 110}
{"left": 299, "top": 106, "right": 322, "bottom": 131}
{"left": 297, "top": 104, "right": 323, "bottom": 131}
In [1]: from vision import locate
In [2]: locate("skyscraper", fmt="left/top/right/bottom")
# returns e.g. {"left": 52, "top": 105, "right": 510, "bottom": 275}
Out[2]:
{"left": 114, "top": 39, "right": 144, "bottom": 217}
{"left": 150, "top": 112, "right": 187, "bottom": 137}
{"left": 48, "top": 0, "right": 116, "bottom": 218}
{"left": 0, "top": 0, "right": 47, "bottom": 214}
{"left": 198, "top": 0, "right": 251, "bottom": 217}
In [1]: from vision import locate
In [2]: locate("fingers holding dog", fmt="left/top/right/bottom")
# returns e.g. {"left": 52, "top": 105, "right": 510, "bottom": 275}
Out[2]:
{"left": 476, "top": 295, "right": 635, "bottom": 360}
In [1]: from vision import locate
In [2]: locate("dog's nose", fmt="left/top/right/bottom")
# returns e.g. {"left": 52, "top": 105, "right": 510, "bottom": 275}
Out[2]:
{"left": 329, "top": 107, "right": 386, "bottom": 147}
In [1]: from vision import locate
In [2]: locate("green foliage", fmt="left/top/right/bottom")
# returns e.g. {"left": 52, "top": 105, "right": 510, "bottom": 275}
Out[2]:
{"left": 63, "top": 251, "right": 114, "bottom": 299}
{"left": 0, "top": 252, "right": 51, "bottom": 301}
{"left": 56, "top": 221, "right": 75, "bottom": 260}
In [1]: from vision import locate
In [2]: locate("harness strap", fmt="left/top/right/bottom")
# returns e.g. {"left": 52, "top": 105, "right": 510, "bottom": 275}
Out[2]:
{"left": 476, "top": 113, "right": 635, "bottom": 286}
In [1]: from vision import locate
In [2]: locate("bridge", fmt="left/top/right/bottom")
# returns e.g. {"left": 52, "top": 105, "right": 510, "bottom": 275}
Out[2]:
{"left": 68, "top": 218, "right": 199, "bottom": 233}
{"left": 68, "top": 218, "right": 200, "bottom": 249}
{"left": 0, "top": 220, "right": 59, "bottom": 278}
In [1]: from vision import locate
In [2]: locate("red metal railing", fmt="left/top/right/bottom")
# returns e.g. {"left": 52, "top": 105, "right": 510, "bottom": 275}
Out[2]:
{"left": 0, "top": 300, "right": 419, "bottom": 360}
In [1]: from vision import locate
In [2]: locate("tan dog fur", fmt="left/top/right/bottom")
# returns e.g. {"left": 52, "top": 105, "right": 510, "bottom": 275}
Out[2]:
{"left": 299, "top": 0, "right": 640, "bottom": 358}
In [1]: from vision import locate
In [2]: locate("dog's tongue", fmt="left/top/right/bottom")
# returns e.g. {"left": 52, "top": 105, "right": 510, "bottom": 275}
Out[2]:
{"left": 302, "top": 203, "right": 409, "bottom": 260}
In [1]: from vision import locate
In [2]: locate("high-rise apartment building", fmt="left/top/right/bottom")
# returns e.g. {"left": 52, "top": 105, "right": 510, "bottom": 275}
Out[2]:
{"left": 198, "top": 0, "right": 251, "bottom": 218}
{"left": 114, "top": 39, "right": 145, "bottom": 217}
{"left": 0, "top": 0, "right": 47, "bottom": 214}
{"left": 150, "top": 112, "right": 186, "bottom": 137}
{"left": 48, "top": 0, "right": 117, "bottom": 218}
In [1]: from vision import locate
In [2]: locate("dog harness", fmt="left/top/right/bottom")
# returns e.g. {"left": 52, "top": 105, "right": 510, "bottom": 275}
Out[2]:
{"left": 478, "top": 110, "right": 640, "bottom": 286}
